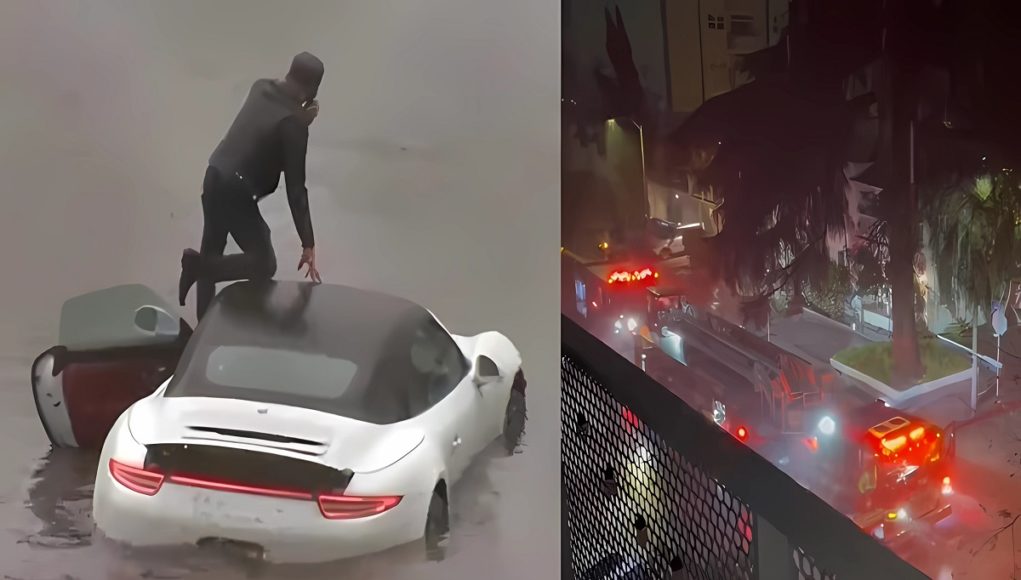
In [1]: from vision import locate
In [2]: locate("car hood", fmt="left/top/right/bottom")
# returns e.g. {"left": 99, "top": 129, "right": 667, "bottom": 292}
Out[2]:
{"left": 127, "top": 385, "right": 425, "bottom": 473}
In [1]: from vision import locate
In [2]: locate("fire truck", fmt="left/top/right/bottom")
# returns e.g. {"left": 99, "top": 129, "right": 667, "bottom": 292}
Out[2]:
{"left": 642, "top": 283, "right": 832, "bottom": 435}
{"left": 562, "top": 247, "right": 690, "bottom": 347}
{"left": 793, "top": 402, "right": 954, "bottom": 543}
{"left": 640, "top": 336, "right": 954, "bottom": 543}
{"left": 636, "top": 285, "right": 954, "bottom": 544}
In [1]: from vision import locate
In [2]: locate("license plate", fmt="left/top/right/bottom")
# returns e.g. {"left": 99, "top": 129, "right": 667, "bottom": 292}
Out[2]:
{"left": 190, "top": 489, "right": 264, "bottom": 527}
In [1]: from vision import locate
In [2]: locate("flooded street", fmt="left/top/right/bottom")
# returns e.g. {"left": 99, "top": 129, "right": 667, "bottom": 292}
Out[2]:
{"left": 0, "top": 1, "right": 560, "bottom": 578}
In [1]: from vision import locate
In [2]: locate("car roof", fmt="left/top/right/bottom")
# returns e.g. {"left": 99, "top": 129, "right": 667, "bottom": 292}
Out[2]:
{"left": 218, "top": 280, "right": 424, "bottom": 321}
{"left": 170, "top": 280, "right": 451, "bottom": 423}
{"left": 200, "top": 280, "right": 432, "bottom": 357}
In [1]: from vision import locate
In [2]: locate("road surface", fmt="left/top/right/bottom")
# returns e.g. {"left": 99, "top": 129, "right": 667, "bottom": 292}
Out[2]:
{"left": 0, "top": 2, "right": 559, "bottom": 579}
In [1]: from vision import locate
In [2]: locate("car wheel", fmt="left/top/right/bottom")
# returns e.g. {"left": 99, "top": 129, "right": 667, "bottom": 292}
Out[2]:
{"left": 424, "top": 487, "right": 450, "bottom": 561}
{"left": 502, "top": 371, "right": 528, "bottom": 454}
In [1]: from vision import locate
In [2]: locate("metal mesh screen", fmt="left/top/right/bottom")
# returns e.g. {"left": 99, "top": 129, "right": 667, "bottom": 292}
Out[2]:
{"left": 793, "top": 547, "right": 837, "bottom": 580}
{"left": 562, "top": 354, "right": 756, "bottom": 579}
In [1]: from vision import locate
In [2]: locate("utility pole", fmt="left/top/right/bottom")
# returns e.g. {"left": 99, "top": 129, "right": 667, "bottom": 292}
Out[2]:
{"left": 992, "top": 299, "right": 1008, "bottom": 400}
{"left": 638, "top": 122, "right": 648, "bottom": 207}
{"left": 971, "top": 306, "right": 979, "bottom": 411}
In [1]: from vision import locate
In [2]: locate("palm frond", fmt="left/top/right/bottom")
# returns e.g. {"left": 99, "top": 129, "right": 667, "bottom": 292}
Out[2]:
{"left": 921, "top": 167, "right": 1021, "bottom": 317}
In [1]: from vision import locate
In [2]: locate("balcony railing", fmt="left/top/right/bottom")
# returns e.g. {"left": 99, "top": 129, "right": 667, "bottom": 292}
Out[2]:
{"left": 561, "top": 315, "right": 927, "bottom": 580}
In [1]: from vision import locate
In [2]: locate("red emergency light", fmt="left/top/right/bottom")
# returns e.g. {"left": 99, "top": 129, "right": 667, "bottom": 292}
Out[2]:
{"left": 735, "top": 426, "right": 749, "bottom": 441}
{"left": 607, "top": 267, "right": 659, "bottom": 285}
{"left": 867, "top": 417, "right": 943, "bottom": 464}
{"left": 881, "top": 435, "right": 907, "bottom": 453}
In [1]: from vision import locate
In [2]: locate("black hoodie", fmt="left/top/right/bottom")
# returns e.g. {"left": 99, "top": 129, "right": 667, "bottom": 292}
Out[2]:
{"left": 208, "top": 79, "right": 314, "bottom": 248}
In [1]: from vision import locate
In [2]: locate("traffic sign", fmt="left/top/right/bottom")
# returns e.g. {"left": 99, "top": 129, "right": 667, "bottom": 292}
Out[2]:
{"left": 992, "top": 301, "right": 1008, "bottom": 337}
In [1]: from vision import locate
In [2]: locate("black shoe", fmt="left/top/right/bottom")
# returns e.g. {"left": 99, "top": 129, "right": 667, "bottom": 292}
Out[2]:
{"left": 179, "top": 249, "right": 200, "bottom": 307}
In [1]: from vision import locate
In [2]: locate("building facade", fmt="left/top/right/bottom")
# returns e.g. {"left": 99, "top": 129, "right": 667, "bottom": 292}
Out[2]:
{"left": 664, "top": 0, "right": 790, "bottom": 113}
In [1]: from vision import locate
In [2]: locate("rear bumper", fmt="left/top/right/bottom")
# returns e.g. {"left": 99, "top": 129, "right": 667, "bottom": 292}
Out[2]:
{"left": 93, "top": 468, "right": 431, "bottom": 563}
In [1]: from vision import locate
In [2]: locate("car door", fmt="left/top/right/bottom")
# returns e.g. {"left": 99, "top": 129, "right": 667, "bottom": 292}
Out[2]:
{"left": 426, "top": 378, "right": 481, "bottom": 484}
{"left": 31, "top": 285, "right": 191, "bottom": 450}
{"left": 470, "top": 353, "right": 514, "bottom": 443}
{"left": 410, "top": 317, "right": 481, "bottom": 482}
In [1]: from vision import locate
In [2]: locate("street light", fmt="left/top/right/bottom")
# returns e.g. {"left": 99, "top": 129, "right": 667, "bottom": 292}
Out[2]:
{"left": 606, "top": 117, "right": 649, "bottom": 217}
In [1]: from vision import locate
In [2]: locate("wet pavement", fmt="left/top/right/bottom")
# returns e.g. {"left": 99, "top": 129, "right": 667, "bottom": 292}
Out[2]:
{"left": 747, "top": 310, "right": 1021, "bottom": 578}
{"left": 0, "top": 2, "right": 559, "bottom": 578}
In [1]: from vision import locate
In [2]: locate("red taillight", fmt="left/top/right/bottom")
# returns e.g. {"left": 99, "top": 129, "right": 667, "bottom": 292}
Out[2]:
{"left": 317, "top": 494, "right": 402, "bottom": 520}
{"left": 736, "top": 426, "right": 748, "bottom": 440}
{"left": 168, "top": 475, "right": 313, "bottom": 501}
{"left": 110, "top": 459, "right": 402, "bottom": 518}
{"left": 109, "top": 459, "right": 164, "bottom": 496}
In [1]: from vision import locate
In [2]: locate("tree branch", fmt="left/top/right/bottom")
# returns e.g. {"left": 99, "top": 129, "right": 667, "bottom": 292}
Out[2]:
{"left": 757, "top": 230, "right": 828, "bottom": 299}
{"left": 857, "top": 233, "right": 889, "bottom": 248}
{"left": 971, "top": 511, "right": 1021, "bottom": 569}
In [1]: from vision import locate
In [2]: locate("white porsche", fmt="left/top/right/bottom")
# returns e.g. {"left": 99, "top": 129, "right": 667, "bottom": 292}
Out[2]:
{"left": 31, "top": 280, "right": 527, "bottom": 563}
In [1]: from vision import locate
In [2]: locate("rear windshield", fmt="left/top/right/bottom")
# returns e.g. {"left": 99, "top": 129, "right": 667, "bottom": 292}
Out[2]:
{"left": 166, "top": 342, "right": 403, "bottom": 424}
{"left": 205, "top": 346, "right": 359, "bottom": 399}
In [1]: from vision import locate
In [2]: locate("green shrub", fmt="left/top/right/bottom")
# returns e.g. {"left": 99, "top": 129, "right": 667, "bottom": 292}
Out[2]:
{"left": 805, "top": 263, "right": 852, "bottom": 319}
{"left": 833, "top": 339, "right": 971, "bottom": 388}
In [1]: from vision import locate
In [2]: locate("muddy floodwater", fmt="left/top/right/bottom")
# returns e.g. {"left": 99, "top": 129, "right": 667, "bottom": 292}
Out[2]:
{"left": 0, "top": 1, "right": 560, "bottom": 578}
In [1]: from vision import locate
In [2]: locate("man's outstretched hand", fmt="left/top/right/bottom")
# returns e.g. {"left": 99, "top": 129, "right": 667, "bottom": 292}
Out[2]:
{"left": 298, "top": 247, "right": 322, "bottom": 283}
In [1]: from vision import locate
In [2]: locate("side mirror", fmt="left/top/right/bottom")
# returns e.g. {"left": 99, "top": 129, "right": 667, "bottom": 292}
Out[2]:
{"left": 472, "top": 355, "right": 502, "bottom": 387}
{"left": 134, "top": 305, "right": 180, "bottom": 338}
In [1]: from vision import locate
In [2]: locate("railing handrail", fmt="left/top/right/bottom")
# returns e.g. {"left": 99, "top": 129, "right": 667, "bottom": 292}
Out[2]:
{"left": 562, "top": 315, "right": 927, "bottom": 580}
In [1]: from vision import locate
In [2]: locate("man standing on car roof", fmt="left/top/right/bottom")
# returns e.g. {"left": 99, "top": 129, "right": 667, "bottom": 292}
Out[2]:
{"left": 178, "top": 52, "right": 325, "bottom": 320}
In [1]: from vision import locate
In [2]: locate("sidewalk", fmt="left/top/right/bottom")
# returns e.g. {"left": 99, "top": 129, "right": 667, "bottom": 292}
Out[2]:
{"left": 767, "top": 310, "right": 872, "bottom": 365}
{"left": 769, "top": 310, "right": 992, "bottom": 404}
{"left": 768, "top": 309, "right": 1016, "bottom": 421}
{"left": 765, "top": 310, "right": 890, "bottom": 408}
{"left": 945, "top": 320, "right": 1021, "bottom": 383}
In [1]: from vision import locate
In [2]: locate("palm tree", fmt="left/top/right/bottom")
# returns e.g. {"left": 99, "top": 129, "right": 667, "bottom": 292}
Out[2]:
{"left": 863, "top": 0, "right": 1021, "bottom": 384}
{"left": 922, "top": 168, "right": 1021, "bottom": 407}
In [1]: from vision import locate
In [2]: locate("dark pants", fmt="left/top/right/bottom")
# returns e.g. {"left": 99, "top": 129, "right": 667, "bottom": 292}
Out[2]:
{"left": 196, "top": 166, "right": 277, "bottom": 318}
